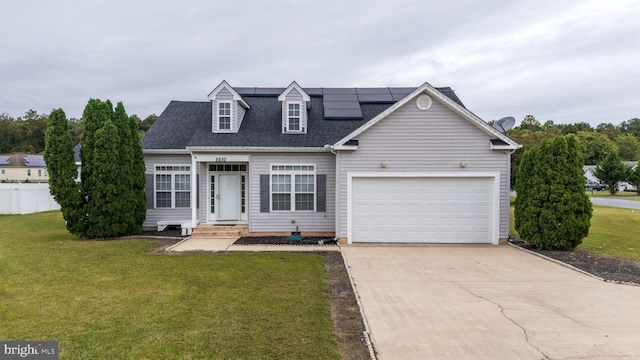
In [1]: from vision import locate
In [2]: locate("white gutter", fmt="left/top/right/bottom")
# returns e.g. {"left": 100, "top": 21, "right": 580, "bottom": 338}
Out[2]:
{"left": 143, "top": 149, "right": 192, "bottom": 155}
{"left": 187, "top": 146, "right": 329, "bottom": 153}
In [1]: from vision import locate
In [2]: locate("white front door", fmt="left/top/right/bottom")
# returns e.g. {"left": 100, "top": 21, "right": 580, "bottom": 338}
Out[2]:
{"left": 218, "top": 174, "right": 240, "bottom": 220}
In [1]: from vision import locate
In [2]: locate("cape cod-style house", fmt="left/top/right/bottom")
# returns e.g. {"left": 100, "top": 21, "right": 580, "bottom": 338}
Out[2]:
{"left": 141, "top": 80, "right": 520, "bottom": 244}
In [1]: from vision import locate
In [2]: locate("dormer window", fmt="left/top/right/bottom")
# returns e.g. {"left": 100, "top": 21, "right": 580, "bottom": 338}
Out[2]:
{"left": 287, "top": 102, "right": 302, "bottom": 132}
{"left": 208, "top": 80, "right": 250, "bottom": 133}
{"left": 279, "top": 81, "right": 310, "bottom": 134}
{"left": 218, "top": 102, "right": 231, "bottom": 130}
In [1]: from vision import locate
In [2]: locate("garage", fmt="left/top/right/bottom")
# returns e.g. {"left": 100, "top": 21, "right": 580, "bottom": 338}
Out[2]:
{"left": 349, "top": 175, "right": 497, "bottom": 244}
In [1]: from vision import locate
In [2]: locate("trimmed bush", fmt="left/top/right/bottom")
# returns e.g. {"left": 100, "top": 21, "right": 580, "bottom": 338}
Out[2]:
{"left": 515, "top": 135, "right": 592, "bottom": 250}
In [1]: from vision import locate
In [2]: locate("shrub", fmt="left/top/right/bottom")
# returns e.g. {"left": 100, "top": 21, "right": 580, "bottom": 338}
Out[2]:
{"left": 515, "top": 135, "right": 592, "bottom": 250}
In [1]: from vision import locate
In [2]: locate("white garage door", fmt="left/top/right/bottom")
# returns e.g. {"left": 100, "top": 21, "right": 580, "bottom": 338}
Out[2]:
{"left": 351, "top": 177, "right": 494, "bottom": 243}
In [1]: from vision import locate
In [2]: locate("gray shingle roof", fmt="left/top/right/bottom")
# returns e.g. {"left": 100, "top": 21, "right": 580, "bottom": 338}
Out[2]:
{"left": 142, "top": 86, "right": 465, "bottom": 150}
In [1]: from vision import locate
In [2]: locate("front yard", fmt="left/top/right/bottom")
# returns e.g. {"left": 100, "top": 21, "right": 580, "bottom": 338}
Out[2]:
{"left": 0, "top": 212, "right": 343, "bottom": 359}
{"left": 510, "top": 204, "right": 640, "bottom": 260}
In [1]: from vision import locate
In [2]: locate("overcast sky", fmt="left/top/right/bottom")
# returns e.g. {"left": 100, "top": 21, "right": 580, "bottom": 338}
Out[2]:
{"left": 1, "top": 0, "right": 639, "bottom": 126}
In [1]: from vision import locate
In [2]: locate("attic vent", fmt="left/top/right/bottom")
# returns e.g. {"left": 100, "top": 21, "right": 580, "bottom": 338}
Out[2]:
{"left": 416, "top": 95, "right": 432, "bottom": 111}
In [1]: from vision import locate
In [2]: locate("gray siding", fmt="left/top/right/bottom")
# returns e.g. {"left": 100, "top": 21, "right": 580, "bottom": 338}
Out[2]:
{"left": 336, "top": 95, "right": 511, "bottom": 240}
{"left": 249, "top": 152, "right": 335, "bottom": 232}
{"left": 143, "top": 154, "right": 198, "bottom": 227}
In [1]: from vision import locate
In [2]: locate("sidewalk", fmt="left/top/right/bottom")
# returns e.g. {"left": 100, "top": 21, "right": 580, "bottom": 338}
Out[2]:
{"left": 167, "top": 237, "right": 340, "bottom": 252}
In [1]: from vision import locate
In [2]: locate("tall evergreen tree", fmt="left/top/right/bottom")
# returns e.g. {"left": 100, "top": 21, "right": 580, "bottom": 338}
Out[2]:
{"left": 78, "top": 100, "right": 113, "bottom": 236}
{"left": 86, "top": 120, "right": 127, "bottom": 238}
{"left": 515, "top": 135, "right": 592, "bottom": 250}
{"left": 594, "top": 152, "right": 632, "bottom": 195}
{"left": 44, "top": 109, "right": 83, "bottom": 234}
{"left": 47, "top": 98, "right": 148, "bottom": 238}
{"left": 111, "top": 102, "right": 146, "bottom": 234}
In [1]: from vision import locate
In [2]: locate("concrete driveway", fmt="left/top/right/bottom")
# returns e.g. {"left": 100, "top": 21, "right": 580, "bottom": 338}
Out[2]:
{"left": 342, "top": 245, "right": 640, "bottom": 359}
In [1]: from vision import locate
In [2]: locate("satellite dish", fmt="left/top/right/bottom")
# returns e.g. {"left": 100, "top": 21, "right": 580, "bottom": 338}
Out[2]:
{"left": 492, "top": 116, "right": 515, "bottom": 133}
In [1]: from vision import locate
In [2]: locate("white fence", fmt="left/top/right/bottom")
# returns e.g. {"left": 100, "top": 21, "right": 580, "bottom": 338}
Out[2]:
{"left": 0, "top": 183, "right": 60, "bottom": 214}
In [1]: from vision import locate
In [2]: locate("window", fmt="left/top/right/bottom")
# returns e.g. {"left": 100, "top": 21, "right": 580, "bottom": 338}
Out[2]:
{"left": 287, "top": 103, "right": 301, "bottom": 131}
{"left": 218, "top": 102, "right": 231, "bottom": 130}
{"left": 27, "top": 169, "right": 31, "bottom": 176}
{"left": 38, "top": 169, "right": 42, "bottom": 176}
{"left": 1, "top": 169, "right": 5, "bottom": 175}
{"left": 271, "top": 165, "right": 315, "bottom": 211}
{"left": 155, "top": 165, "right": 191, "bottom": 208}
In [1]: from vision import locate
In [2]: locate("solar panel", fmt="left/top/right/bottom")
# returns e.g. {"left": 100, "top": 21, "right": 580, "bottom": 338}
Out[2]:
{"left": 355, "top": 88, "right": 393, "bottom": 95}
{"left": 323, "top": 101, "right": 361, "bottom": 109}
{"left": 389, "top": 87, "right": 416, "bottom": 101}
{"left": 323, "top": 88, "right": 357, "bottom": 95}
{"left": 324, "top": 108, "right": 363, "bottom": 119}
{"left": 234, "top": 87, "right": 256, "bottom": 95}
{"left": 356, "top": 94, "right": 394, "bottom": 103}
{"left": 24, "top": 155, "right": 46, "bottom": 167}
{"left": 0, "top": 156, "right": 10, "bottom": 165}
{"left": 323, "top": 94, "right": 359, "bottom": 102}
{"left": 303, "top": 88, "right": 323, "bottom": 96}
{"left": 253, "top": 88, "right": 285, "bottom": 95}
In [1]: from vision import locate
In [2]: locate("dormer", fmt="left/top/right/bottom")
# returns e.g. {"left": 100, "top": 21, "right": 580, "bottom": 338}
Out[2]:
{"left": 278, "top": 81, "right": 310, "bottom": 134}
{"left": 208, "top": 80, "right": 250, "bottom": 133}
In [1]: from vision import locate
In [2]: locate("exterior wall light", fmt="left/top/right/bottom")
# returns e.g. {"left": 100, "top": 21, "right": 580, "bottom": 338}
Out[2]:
{"left": 459, "top": 161, "right": 467, "bottom": 168}
{"left": 380, "top": 162, "right": 388, "bottom": 168}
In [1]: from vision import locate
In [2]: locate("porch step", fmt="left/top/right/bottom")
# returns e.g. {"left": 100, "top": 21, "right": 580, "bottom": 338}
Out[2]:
{"left": 191, "top": 225, "right": 249, "bottom": 239}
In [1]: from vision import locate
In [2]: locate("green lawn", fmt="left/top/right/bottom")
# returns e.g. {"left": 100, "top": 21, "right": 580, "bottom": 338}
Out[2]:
{"left": 0, "top": 212, "right": 340, "bottom": 359}
{"left": 510, "top": 205, "right": 640, "bottom": 260}
{"left": 586, "top": 190, "right": 639, "bottom": 198}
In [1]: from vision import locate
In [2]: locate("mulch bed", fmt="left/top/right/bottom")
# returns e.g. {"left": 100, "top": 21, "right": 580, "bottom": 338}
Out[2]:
{"left": 513, "top": 242, "right": 640, "bottom": 285}
{"left": 234, "top": 236, "right": 338, "bottom": 246}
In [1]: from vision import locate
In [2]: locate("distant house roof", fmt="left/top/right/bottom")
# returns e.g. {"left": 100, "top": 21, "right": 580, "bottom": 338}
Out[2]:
{"left": 142, "top": 86, "right": 467, "bottom": 150}
{"left": 0, "top": 154, "right": 46, "bottom": 167}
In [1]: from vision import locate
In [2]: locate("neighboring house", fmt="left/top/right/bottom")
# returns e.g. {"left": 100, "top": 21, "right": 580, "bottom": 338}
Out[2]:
{"left": 141, "top": 80, "right": 521, "bottom": 244}
{"left": 584, "top": 162, "right": 638, "bottom": 191}
{"left": 0, "top": 154, "right": 49, "bottom": 183}
{"left": 583, "top": 165, "right": 599, "bottom": 183}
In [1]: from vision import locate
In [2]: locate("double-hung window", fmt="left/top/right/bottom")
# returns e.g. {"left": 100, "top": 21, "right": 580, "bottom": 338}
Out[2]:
{"left": 271, "top": 165, "right": 315, "bottom": 211}
{"left": 287, "top": 102, "right": 301, "bottom": 132}
{"left": 155, "top": 165, "right": 191, "bottom": 208}
{"left": 218, "top": 102, "right": 231, "bottom": 130}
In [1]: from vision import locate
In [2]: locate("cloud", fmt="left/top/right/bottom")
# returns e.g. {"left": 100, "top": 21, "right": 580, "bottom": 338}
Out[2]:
{"left": 0, "top": 0, "right": 639, "bottom": 125}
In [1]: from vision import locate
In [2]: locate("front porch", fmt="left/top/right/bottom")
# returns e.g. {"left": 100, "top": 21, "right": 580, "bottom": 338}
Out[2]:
{"left": 191, "top": 224, "right": 249, "bottom": 239}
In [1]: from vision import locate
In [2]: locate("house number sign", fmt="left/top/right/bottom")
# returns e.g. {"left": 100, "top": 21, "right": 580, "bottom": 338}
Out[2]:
{"left": 192, "top": 154, "right": 251, "bottom": 163}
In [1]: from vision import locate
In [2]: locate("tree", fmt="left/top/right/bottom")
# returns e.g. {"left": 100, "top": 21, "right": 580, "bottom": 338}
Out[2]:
{"left": 46, "top": 99, "right": 148, "bottom": 238}
{"left": 576, "top": 131, "right": 617, "bottom": 165}
{"left": 520, "top": 115, "right": 541, "bottom": 131}
{"left": 619, "top": 118, "right": 640, "bottom": 138}
{"left": 112, "top": 102, "right": 146, "bottom": 235}
{"left": 596, "top": 122, "right": 620, "bottom": 140}
{"left": 594, "top": 152, "right": 632, "bottom": 195}
{"left": 85, "top": 120, "right": 127, "bottom": 238}
{"left": 138, "top": 114, "right": 158, "bottom": 132}
{"left": 44, "top": 109, "right": 83, "bottom": 234}
{"left": 614, "top": 134, "right": 640, "bottom": 161}
{"left": 514, "top": 135, "right": 592, "bottom": 250}
{"left": 508, "top": 124, "right": 557, "bottom": 187}
{"left": 628, "top": 162, "right": 640, "bottom": 196}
